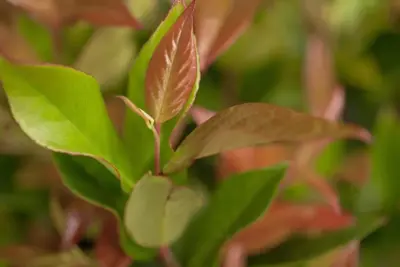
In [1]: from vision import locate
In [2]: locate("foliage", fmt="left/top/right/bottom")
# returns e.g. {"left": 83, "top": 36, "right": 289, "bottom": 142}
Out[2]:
{"left": 0, "top": 0, "right": 399, "bottom": 266}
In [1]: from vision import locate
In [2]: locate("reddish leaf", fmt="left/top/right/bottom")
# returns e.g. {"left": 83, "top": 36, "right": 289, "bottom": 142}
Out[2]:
{"left": 191, "top": 105, "right": 292, "bottom": 179}
{"left": 194, "top": 0, "right": 231, "bottom": 69}
{"left": 304, "top": 34, "right": 335, "bottom": 116}
{"left": 191, "top": 105, "right": 216, "bottom": 125}
{"left": 145, "top": 0, "right": 198, "bottom": 123}
{"left": 223, "top": 243, "right": 246, "bottom": 267}
{"left": 95, "top": 215, "right": 132, "bottom": 267}
{"left": 7, "top": 0, "right": 142, "bottom": 30}
{"left": 336, "top": 150, "right": 370, "bottom": 186}
{"left": 223, "top": 202, "right": 354, "bottom": 256}
{"left": 331, "top": 241, "right": 359, "bottom": 267}
{"left": 164, "top": 103, "right": 371, "bottom": 174}
{"left": 0, "top": 1, "right": 40, "bottom": 63}
{"left": 61, "top": 200, "right": 98, "bottom": 249}
{"left": 201, "top": 0, "right": 263, "bottom": 70}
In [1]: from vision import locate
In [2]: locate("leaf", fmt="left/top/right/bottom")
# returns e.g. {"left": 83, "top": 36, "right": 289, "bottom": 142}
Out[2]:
{"left": 201, "top": 0, "right": 263, "bottom": 70}
{"left": 223, "top": 202, "right": 354, "bottom": 257}
{"left": 8, "top": 0, "right": 142, "bottom": 30}
{"left": 304, "top": 34, "right": 335, "bottom": 116}
{"left": 53, "top": 153, "right": 156, "bottom": 260}
{"left": 145, "top": 0, "right": 198, "bottom": 123}
{"left": 124, "top": 1, "right": 185, "bottom": 178}
{"left": 0, "top": 1, "right": 40, "bottom": 64}
{"left": 164, "top": 103, "right": 371, "bottom": 174}
{"left": 95, "top": 215, "right": 132, "bottom": 267}
{"left": 175, "top": 164, "right": 287, "bottom": 267}
{"left": 53, "top": 153, "right": 124, "bottom": 214}
{"left": 124, "top": 174, "right": 204, "bottom": 248}
{"left": 357, "top": 110, "right": 400, "bottom": 213}
{"left": 194, "top": 0, "right": 231, "bottom": 69}
{"left": 61, "top": 199, "right": 98, "bottom": 249}
{"left": 74, "top": 28, "right": 136, "bottom": 89}
{"left": 247, "top": 214, "right": 384, "bottom": 265}
{"left": 0, "top": 60, "right": 136, "bottom": 189}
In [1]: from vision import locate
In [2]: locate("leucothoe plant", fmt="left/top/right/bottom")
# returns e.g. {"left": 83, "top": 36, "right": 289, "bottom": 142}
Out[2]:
{"left": 0, "top": 0, "right": 376, "bottom": 266}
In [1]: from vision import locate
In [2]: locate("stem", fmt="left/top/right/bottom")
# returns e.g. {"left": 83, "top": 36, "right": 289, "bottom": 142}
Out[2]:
{"left": 160, "top": 246, "right": 180, "bottom": 267}
{"left": 154, "top": 123, "right": 161, "bottom": 175}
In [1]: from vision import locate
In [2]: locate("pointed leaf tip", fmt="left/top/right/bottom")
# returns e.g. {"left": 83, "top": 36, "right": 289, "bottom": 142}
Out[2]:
{"left": 145, "top": 0, "right": 198, "bottom": 123}
{"left": 164, "top": 103, "right": 372, "bottom": 174}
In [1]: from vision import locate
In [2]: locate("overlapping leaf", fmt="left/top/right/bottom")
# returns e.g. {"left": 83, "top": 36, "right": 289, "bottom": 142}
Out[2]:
{"left": 0, "top": 60, "right": 135, "bottom": 189}
{"left": 175, "top": 164, "right": 286, "bottom": 267}
{"left": 164, "top": 103, "right": 371, "bottom": 174}
{"left": 124, "top": 174, "right": 204, "bottom": 247}
{"left": 124, "top": 0, "right": 185, "bottom": 179}
{"left": 53, "top": 153, "right": 156, "bottom": 260}
{"left": 145, "top": 0, "right": 198, "bottom": 123}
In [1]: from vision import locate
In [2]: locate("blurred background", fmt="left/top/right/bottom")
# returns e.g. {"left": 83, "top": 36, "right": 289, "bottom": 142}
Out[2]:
{"left": 0, "top": 0, "right": 399, "bottom": 266}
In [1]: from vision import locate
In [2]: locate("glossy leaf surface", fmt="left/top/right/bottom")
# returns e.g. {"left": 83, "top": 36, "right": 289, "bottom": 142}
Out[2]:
{"left": 0, "top": 60, "right": 135, "bottom": 187}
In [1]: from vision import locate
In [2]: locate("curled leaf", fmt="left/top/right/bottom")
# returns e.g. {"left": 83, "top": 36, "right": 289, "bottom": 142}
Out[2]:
{"left": 145, "top": 0, "right": 198, "bottom": 123}
{"left": 164, "top": 103, "right": 371, "bottom": 174}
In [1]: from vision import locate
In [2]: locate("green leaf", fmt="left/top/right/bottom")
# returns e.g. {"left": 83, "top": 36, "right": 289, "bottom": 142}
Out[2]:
{"left": 357, "top": 109, "right": 400, "bottom": 213}
{"left": 53, "top": 153, "right": 156, "bottom": 260}
{"left": 124, "top": 174, "right": 204, "bottom": 247}
{"left": 0, "top": 60, "right": 135, "bottom": 189}
{"left": 175, "top": 164, "right": 287, "bottom": 267}
{"left": 124, "top": 1, "right": 185, "bottom": 178}
{"left": 164, "top": 103, "right": 371, "bottom": 174}
{"left": 247, "top": 214, "right": 384, "bottom": 265}
{"left": 53, "top": 153, "right": 123, "bottom": 212}
{"left": 145, "top": 0, "right": 198, "bottom": 123}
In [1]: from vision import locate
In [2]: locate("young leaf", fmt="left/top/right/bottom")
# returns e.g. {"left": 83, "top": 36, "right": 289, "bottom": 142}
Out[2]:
{"left": 164, "top": 103, "right": 371, "bottom": 174}
{"left": 145, "top": 0, "right": 198, "bottom": 123}
{"left": 0, "top": 60, "right": 135, "bottom": 188}
{"left": 124, "top": 174, "right": 204, "bottom": 247}
{"left": 124, "top": 1, "right": 185, "bottom": 179}
{"left": 175, "top": 164, "right": 287, "bottom": 267}
{"left": 53, "top": 153, "right": 156, "bottom": 260}
{"left": 247, "top": 214, "right": 384, "bottom": 265}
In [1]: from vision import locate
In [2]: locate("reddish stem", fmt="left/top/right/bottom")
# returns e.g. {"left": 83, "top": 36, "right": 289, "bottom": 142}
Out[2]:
{"left": 154, "top": 123, "right": 161, "bottom": 175}
{"left": 160, "top": 246, "right": 180, "bottom": 267}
